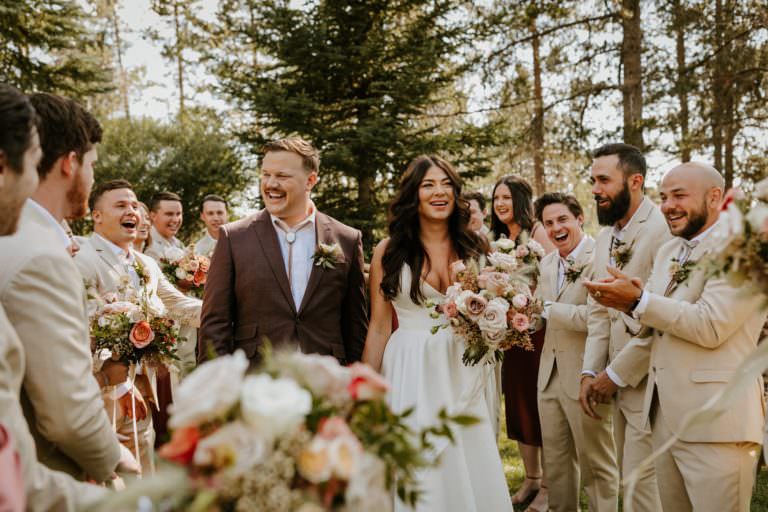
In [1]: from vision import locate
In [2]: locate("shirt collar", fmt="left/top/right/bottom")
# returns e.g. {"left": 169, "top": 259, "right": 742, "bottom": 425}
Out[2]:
{"left": 561, "top": 234, "right": 592, "bottom": 263}
{"left": 150, "top": 225, "right": 180, "bottom": 246}
{"left": 683, "top": 220, "right": 719, "bottom": 247}
{"left": 270, "top": 203, "right": 317, "bottom": 232}
{"left": 612, "top": 200, "right": 646, "bottom": 239}
{"left": 93, "top": 233, "right": 134, "bottom": 262}
{"left": 27, "top": 199, "right": 70, "bottom": 248}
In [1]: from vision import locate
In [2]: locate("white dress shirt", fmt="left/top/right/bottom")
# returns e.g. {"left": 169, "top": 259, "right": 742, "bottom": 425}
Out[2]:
{"left": 92, "top": 233, "right": 141, "bottom": 291}
{"left": 194, "top": 233, "right": 217, "bottom": 258}
{"left": 608, "top": 203, "right": 644, "bottom": 267}
{"left": 271, "top": 207, "right": 317, "bottom": 310}
{"left": 26, "top": 199, "right": 70, "bottom": 249}
{"left": 541, "top": 234, "right": 592, "bottom": 320}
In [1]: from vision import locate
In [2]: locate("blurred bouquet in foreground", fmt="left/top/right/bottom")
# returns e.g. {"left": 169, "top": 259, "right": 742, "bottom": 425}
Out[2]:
{"left": 155, "top": 350, "right": 474, "bottom": 511}
{"left": 159, "top": 245, "right": 209, "bottom": 298}
{"left": 707, "top": 177, "right": 768, "bottom": 296}
{"left": 432, "top": 256, "right": 543, "bottom": 366}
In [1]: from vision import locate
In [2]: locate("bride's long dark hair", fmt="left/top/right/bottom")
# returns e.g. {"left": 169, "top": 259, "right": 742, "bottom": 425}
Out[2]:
{"left": 381, "top": 155, "right": 488, "bottom": 305}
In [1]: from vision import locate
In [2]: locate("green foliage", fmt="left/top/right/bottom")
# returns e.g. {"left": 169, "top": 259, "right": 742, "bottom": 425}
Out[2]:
{"left": 88, "top": 113, "right": 255, "bottom": 242}
{"left": 0, "top": 0, "right": 113, "bottom": 98}
{"left": 212, "top": 0, "right": 502, "bottom": 245}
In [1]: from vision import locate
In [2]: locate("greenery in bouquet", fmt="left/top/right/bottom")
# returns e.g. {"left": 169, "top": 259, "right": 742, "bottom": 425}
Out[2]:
{"left": 431, "top": 258, "right": 544, "bottom": 366}
{"left": 159, "top": 245, "right": 210, "bottom": 298}
{"left": 85, "top": 275, "right": 181, "bottom": 367}
{"left": 155, "top": 350, "right": 476, "bottom": 511}
{"left": 704, "top": 178, "right": 768, "bottom": 298}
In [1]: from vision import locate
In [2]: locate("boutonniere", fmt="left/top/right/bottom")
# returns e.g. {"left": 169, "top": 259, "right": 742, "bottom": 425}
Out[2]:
{"left": 564, "top": 258, "right": 585, "bottom": 284}
{"left": 312, "top": 242, "right": 343, "bottom": 269}
{"left": 132, "top": 259, "right": 151, "bottom": 287}
{"left": 669, "top": 257, "right": 696, "bottom": 285}
{"left": 611, "top": 239, "right": 635, "bottom": 269}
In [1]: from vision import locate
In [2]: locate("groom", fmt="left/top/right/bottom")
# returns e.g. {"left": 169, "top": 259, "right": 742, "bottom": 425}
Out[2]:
{"left": 199, "top": 137, "right": 368, "bottom": 366}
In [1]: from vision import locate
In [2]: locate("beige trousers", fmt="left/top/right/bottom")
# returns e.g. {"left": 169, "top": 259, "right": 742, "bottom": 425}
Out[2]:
{"left": 539, "top": 367, "right": 620, "bottom": 512}
{"left": 651, "top": 400, "right": 759, "bottom": 512}
{"left": 615, "top": 395, "right": 661, "bottom": 511}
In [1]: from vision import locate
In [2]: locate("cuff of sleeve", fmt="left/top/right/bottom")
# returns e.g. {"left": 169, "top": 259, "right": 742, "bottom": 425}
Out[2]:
{"left": 581, "top": 370, "right": 597, "bottom": 378}
{"left": 606, "top": 366, "right": 628, "bottom": 388}
{"left": 632, "top": 290, "right": 650, "bottom": 318}
{"left": 114, "top": 382, "right": 131, "bottom": 398}
{"left": 541, "top": 302, "right": 552, "bottom": 320}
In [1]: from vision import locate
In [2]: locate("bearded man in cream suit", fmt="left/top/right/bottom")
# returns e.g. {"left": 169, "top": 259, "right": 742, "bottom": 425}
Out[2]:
{"left": 0, "top": 84, "right": 108, "bottom": 511}
{"left": 579, "top": 143, "right": 671, "bottom": 511}
{"left": 75, "top": 179, "right": 202, "bottom": 471}
{"left": 533, "top": 193, "right": 619, "bottom": 512}
{"left": 585, "top": 162, "right": 767, "bottom": 511}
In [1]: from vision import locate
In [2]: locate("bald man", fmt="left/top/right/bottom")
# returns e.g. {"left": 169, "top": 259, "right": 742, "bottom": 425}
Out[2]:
{"left": 584, "top": 162, "right": 767, "bottom": 511}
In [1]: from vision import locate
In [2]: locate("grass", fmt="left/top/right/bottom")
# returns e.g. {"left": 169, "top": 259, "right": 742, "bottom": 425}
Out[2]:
{"left": 499, "top": 410, "right": 768, "bottom": 510}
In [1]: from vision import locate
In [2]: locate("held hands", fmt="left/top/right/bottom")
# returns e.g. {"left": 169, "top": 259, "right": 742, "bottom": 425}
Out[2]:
{"left": 583, "top": 266, "right": 644, "bottom": 313}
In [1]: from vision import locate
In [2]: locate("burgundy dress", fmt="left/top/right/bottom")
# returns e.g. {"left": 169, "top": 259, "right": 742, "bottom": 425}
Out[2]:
{"left": 502, "top": 226, "right": 545, "bottom": 446}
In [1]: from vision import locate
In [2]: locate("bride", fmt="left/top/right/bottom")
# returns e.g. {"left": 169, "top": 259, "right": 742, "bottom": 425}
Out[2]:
{"left": 362, "top": 155, "right": 513, "bottom": 511}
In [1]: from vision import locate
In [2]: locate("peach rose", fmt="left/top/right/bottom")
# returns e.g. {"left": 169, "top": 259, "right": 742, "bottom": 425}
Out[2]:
{"left": 442, "top": 301, "right": 458, "bottom": 319}
{"left": 483, "top": 272, "right": 510, "bottom": 296}
{"left": 192, "top": 267, "right": 207, "bottom": 286}
{"left": 298, "top": 437, "right": 332, "bottom": 483}
{"left": 511, "top": 313, "right": 530, "bottom": 332}
{"left": 158, "top": 426, "right": 201, "bottom": 465}
{"left": 465, "top": 294, "right": 488, "bottom": 317}
{"left": 347, "top": 363, "right": 389, "bottom": 401}
{"left": 129, "top": 320, "right": 155, "bottom": 349}
{"left": 318, "top": 416, "right": 354, "bottom": 440}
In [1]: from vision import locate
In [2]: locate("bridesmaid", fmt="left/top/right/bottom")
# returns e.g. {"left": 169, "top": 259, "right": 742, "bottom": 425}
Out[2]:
{"left": 490, "top": 176, "right": 555, "bottom": 511}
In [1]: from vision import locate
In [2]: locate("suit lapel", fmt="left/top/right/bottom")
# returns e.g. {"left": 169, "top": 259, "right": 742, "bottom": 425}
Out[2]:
{"left": 252, "top": 211, "right": 296, "bottom": 314}
{"left": 89, "top": 235, "right": 129, "bottom": 279}
{"left": 546, "top": 254, "right": 560, "bottom": 301}
{"left": 299, "top": 213, "right": 333, "bottom": 314}
{"left": 556, "top": 238, "right": 594, "bottom": 300}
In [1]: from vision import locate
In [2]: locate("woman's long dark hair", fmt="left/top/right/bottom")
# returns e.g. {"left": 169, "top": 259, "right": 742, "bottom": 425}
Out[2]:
{"left": 381, "top": 155, "right": 489, "bottom": 305}
{"left": 490, "top": 175, "right": 535, "bottom": 240}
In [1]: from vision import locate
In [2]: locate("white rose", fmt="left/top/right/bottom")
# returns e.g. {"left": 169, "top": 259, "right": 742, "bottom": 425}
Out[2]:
{"left": 478, "top": 298, "right": 509, "bottom": 335}
{"left": 164, "top": 246, "right": 186, "bottom": 262}
{"left": 487, "top": 251, "right": 517, "bottom": 272}
{"left": 756, "top": 177, "right": 768, "bottom": 201}
{"left": 746, "top": 204, "right": 768, "bottom": 233}
{"left": 716, "top": 203, "right": 744, "bottom": 242}
{"left": 240, "top": 374, "right": 312, "bottom": 440}
{"left": 454, "top": 290, "right": 474, "bottom": 317}
{"left": 193, "top": 420, "right": 268, "bottom": 474}
{"left": 491, "top": 236, "right": 516, "bottom": 253}
{"left": 297, "top": 437, "right": 332, "bottom": 483}
{"left": 512, "top": 293, "right": 529, "bottom": 309}
{"left": 328, "top": 435, "right": 362, "bottom": 480}
{"left": 169, "top": 350, "right": 248, "bottom": 428}
{"left": 175, "top": 267, "right": 188, "bottom": 280}
{"left": 286, "top": 352, "right": 351, "bottom": 403}
{"left": 527, "top": 239, "right": 546, "bottom": 258}
{"left": 345, "top": 452, "right": 390, "bottom": 512}
{"left": 445, "top": 283, "right": 463, "bottom": 303}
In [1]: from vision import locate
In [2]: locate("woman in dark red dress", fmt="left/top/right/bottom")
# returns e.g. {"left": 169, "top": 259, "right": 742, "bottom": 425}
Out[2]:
{"left": 491, "top": 176, "right": 555, "bottom": 510}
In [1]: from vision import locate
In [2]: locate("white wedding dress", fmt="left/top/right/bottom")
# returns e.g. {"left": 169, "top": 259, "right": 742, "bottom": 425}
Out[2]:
{"left": 382, "top": 265, "right": 513, "bottom": 512}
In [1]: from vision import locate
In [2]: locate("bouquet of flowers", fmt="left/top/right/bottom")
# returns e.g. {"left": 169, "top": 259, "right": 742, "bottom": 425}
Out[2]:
{"left": 156, "top": 350, "right": 474, "bottom": 511}
{"left": 86, "top": 274, "right": 180, "bottom": 368}
{"left": 490, "top": 234, "right": 546, "bottom": 273}
{"left": 159, "top": 245, "right": 210, "bottom": 298}
{"left": 433, "top": 257, "right": 544, "bottom": 366}
{"left": 706, "top": 177, "right": 768, "bottom": 296}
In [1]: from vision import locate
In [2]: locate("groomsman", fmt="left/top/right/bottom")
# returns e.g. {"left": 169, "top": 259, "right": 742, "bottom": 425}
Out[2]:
{"left": 200, "top": 137, "right": 368, "bottom": 366}
{"left": 585, "top": 162, "right": 767, "bottom": 511}
{"left": 74, "top": 179, "right": 202, "bottom": 470}
{"left": 0, "top": 84, "right": 106, "bottom": 511}
{"left": 534, "top": 193, "right": 619, "bottom": 512}
{"left": 579, "top": 143, "right": 670, "bottom": 511}
{"left": 0, "top": 92, "right": 136, "bottom": 482}
{"left": 195, "top": 194, "right": 228, "bottom": 257}
{"left": 145, "top": 190, "right": 197, "bottom": 374}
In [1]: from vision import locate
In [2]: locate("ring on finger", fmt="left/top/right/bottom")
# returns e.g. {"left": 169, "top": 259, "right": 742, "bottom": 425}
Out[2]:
{"left": 593, "top": 290, "right": 602, "bottom": 298}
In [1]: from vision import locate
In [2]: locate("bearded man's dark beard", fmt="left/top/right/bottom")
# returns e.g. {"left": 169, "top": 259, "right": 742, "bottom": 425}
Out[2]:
{"left": 595, "top": 181, "right": 632, "bottom": 226}
{"left": 66, "top": 176, "right": 89, "bottom": 220}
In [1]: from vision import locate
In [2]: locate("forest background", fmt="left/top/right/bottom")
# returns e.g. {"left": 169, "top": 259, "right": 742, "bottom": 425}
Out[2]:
{"left": 2, "top": 0, "right": 767, "bottom": 246}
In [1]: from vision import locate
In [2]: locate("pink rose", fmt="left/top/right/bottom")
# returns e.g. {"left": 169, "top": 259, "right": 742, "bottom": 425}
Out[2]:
{"left": 318, "top": 416, "right": 354, "bottom": 440}
{"left": 465, "top": 294, "right": 487, "bottom": 317}
{"left": 477, "top": 273, "right": 488, "bottom": 289}
{"left": 516, "top": 246, "right": 529, "bottom": 258}
{"left": 511, "top": 313, "right": 530, "bottom": 332}
{"left": 442, "top": 301, "right": 458, "bottom": 319}
{"left": 450, "top": 260, "right": 467, "bottom": 280}
{"left": 484, "top": 272, "right": 510, "bottom": 296}
{"left": 347, "top": 363, "right": 389, "bottom": 401}
{"left": 512, "top": 294, "right": 529, "bottom": 309}
{"left": 129, "top": 320, "right": 155, "bottom": 348}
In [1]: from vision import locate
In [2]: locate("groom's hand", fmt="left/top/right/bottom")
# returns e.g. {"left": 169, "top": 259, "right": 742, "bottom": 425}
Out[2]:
{"left": 118, "top": 390, "right": 147, "bottom": 421}
{"left": 583, "top": 266, "right": 643, "bottom": 313}
{"left": 591, "top": 371, "right": 618, "bottom": 403}
{"left": 579, "top": 376, "right": 602, "bottom": 420}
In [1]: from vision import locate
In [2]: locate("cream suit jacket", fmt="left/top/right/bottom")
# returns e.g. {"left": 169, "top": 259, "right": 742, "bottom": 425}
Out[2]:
{"left": 629, "top": 231, "right": 767, "bottom": 443}
{"left": 0, "top": 306, "right": 106, "bottom": 511}
{"left": 537, "top": 237, "right": 596, "bottom": 400}
{"left": 144, "top": 227, "right": 184, "bottom": 262}
{"left": 0, "top": 202, "right": 121, "bottom": 482}
{"left": 582, "top": 198, "right": 672, "bottom": 415}
{"left": 74, "top": 234, "right": 201, "bottom": 328}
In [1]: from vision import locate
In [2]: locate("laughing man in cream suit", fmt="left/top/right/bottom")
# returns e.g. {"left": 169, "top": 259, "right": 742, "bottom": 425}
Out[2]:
{"left": 75, "top": 180, "right": 201, "bottom": 471}
{"left": 534, "top": 193, "right": 619, "bottom": 512}
{"left": 579, "top": 143, "right": 671, "bottom": 511}
{"left": 586, "top": 163, "right": 767, "bottom": 512}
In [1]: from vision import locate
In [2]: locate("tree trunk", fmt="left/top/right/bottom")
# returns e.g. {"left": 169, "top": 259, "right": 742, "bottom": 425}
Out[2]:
{"left": 173, "top": 1, "right": 185, "bottom": 118}
{"left": 109, "top": 2, "right": 130, "bottom": 121}
{"left": 672, "top": 0, "right": 689, "bottom": 161}
{"left": 711, "top": 0, "right": 726, "bottom": 173}
{"left": 724, "top": 92, "right": 735, "bottom": 189}
{"left": 620, "top": 0, "right": 644, "bottom": 149}
{"left": 530, "top": 15, "right": 545, "bottom": 195}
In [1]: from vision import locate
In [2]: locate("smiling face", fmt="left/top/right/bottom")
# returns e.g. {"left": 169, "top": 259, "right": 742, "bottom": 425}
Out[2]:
{"left": 261, "top": 150, "right": 317, "bottom": 227}
{"left": 542, "top": 202, "right": 584, "bottom": 258}
{"left": 660, "top": 170, "right": 715, "bottom": 239}
{"left": 590, "top": 154, "right": 633, "bottom": 226}
{"left": 492, "top": 183, "right": 514, "bottom": 226}
{"left": 0, "top": 127, "right": 41, "bottom": 236}
{"left": 200, "top": 200, "right": 228, "bottom": 237}
{"left": 136, "top": 205, "right": 151, "bottom": 242}
{"left": 417, "top": 165, "right": 455, "bottom": 222}
{"left": 150, "top": 199, "right": 183, "bottom": 239}
{"left": 92, "top": 187, "right": 141, "bottom": 249}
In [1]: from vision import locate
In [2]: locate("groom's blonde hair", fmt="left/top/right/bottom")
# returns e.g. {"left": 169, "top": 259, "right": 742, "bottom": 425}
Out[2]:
{"left": 262, "top": 137, "right": 320, "bottom": 174}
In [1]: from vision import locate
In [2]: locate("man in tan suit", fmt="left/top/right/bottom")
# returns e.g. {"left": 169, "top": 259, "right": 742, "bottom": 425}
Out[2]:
{"left": 585, "top": 162, "right": 767, "bottom": 511}
{"left": 0, "top": 92, "right": 135, "bottom": 482}
{"left": 534, "top": 193, "right": 619, "bottom": 512}
{"left": 579, "top": 143, "right": 671, "bottom": 511}
{"left": 0, "top": 83, "right": 107, "bottom": 511}
{"left": 75, "top": 179, "right": 202, "bottom": 471}
{"left": 194, "top": 194, "right": 228, "bottom": 258}
{"left": 200, "top": 137, "right": 368, "bottom": 366}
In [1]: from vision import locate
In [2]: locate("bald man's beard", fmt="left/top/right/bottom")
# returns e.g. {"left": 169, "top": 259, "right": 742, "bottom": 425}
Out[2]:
{"left": 66, "top": 173, "right": 89, "bottom": 220}
{"left": 674, "top": 199, "right": 709, "bottom": 240}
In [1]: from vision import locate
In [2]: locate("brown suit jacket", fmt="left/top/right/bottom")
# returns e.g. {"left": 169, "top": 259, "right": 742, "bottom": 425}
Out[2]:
{"left": 199, "top": 209, "right": 368, "bottom": 365}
